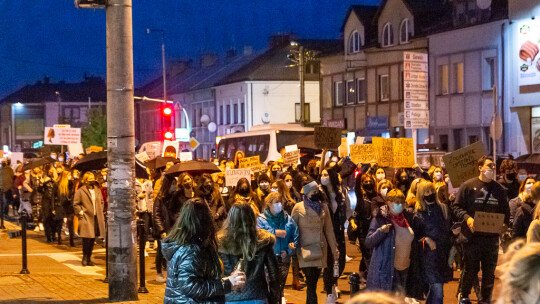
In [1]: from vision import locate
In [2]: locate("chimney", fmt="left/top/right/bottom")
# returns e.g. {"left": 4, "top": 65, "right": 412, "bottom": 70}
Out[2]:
{"left": 168, "top": 60, "right": 192, "bottom": 77}
{"left": 243, "top": 46, "right": 253, "bottom": 56}
{"left": 200, "top": 53, "right": 218, "bottom": 67}
{"left": 269, "top": 33, "right": 292, "bottom": 48}
{"left": 226, "top": 48, "right": 238, "bottom": 62}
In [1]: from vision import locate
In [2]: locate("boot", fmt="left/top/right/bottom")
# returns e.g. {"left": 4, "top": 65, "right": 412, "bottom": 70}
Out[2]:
{"left": 81, "top": 255, "right": 87, "bottom": 266}
{"left": 57, "top": 232, "right": 62, "bottom": 245}
{"left": 87, "top": 258, "right": 95, "bottom": 266}
{"left": 292, "top": 275, "right": 301, "bottom": 290}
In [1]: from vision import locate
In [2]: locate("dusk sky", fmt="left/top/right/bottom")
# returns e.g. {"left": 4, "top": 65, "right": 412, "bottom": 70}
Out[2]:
{"left": 0, "top": 0, "right": 380, "bottom": 99}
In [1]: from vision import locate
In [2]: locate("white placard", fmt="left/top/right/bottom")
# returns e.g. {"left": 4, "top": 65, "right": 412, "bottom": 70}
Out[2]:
{"left": 11, "top": 152, "right": 23, "bottom": 170}
{"left": 68, "top": 143, "right": 84, "bottom": 157}
{"left": 179, "top": 152, "right": 193, "bottom": 162}
{"left": 285, "top": 144, "right": 298, "bottom": 153}
{"left": 44, "top": 127, "right": 81, "bottom": 145}
{"left": 135, "top": 151, "right": 150, "bottom": 163}
{"left": 162, "top": 140, "right": 179, "bottom": 158}
{"left": 225, "top": 169, "right": 251, "bottom": 187}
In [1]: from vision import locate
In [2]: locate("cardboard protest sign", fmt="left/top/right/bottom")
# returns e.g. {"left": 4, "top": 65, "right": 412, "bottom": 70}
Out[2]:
{"left": 392, "top": 138, "right": 415, "bottom": 168}
{"left": 314, "top": 127, "right": 341, "bottom": 149}
{"left": 68, "top": 143, "right": 84, "bottom": 156}
{"left": 135, "top": 151, "right": 150, "bottom": 163}
{"left": 85, "top": 146, "right": 103, "bottom": 154}
{"left": 474, "top": 211, "right": 505, "bottom": 234}
{"left": 349, "top": 144, "right": 377, "bottom": 165}
{"left": 283, "top": 149, "right": 300, "bottom": 165}
{"left": 225, "top": 168, "right": 251, "bottom": 187}
{"left": 238, "top": 156, "right": 260, "bottom": 170}
{"left": 372, "top": 137, "right": 394, "bottom": 167}
{"left": 442, "top": 141, "right": 486, "bottom": 187}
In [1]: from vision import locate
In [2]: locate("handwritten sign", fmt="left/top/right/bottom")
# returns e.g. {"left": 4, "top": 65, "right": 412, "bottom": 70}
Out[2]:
{"left": 44, "top": 127, "right": 81, "bottom": 145}
{"left": 238, "top": 156, "right": 260, "bottom": 170}
{"left": 474, "top": 211, "right": 505, "bottom": 234}
{"left": 135, "top": 151, "right": 150, "bottom": 163}
{"left": 392, "top": 138, "right": 415, "bottom": 168}
{"left": 283, "top": 149, "right": 300, "bottom": 165}
{"left": 442, "top": 141, "right": 486, "bottom": 187}
{"left": 349, "top": 144, "right": 377, "bottom": 165}
{"left": 314, "top": 127, "right": 341, "bottom": 149}
{"left": 225, "top": 168, "right": 251, "bottom": 187}
{"left": 85, "top": 145, "right": 103, "bottom": 154}
{"left": 372, "top": 137, "right": 394, "bottom": 167}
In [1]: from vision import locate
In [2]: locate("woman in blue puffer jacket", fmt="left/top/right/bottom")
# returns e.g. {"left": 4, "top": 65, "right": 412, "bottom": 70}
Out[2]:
{"left": 162, "top": 198, "right": 245, "bottom": 304}
{"left": 257, "top": 192, "right": 299, "bottom": 301}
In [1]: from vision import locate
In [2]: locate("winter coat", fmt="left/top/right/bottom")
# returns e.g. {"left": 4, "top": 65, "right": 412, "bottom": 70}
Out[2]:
{"left": 153, "top": 189, "right": 190, "bottom": 237}
{"left": 201, "top": 195, "right": 227, "bottom": 230}
{"left": 291, "top": 201, "right": 337, "bottom": 269}
{"left": 509, "top": 196, "right": 523, "bottom": 227}
{"left": 513, "top": 199, "right": 536, "bottom": 239}
{"left": 161, "top": 242, "right": 231, "bottom": 304}
{"left": 218, "top": 229, "right": 280, "bottom": 304}
{"left": 28, "top": 175, "right": 42, "bottom": 204}
{"left": 59, "top": 180, "right": 75, "bottom": 216}
{"left": 73, "top": 185, "right": 106, "bottom": 239}
{"left": 0, "top": 166, "right": 14, "bottom": 191}
{"left": 40, "top": 179, "right": 62, "bottom": 219}
{"left": 257, "top": 209, "right": 299, "bottom": 259}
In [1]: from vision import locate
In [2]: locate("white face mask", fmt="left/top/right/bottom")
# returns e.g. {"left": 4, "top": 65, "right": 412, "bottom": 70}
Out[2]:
{"left": 381, "top": 188, "right": 388, "bottom": 198}
{"left": 525, "top": 183, "right": 533, "bottom": 194}
{"left": 483, "top": 169, "right": 495, "bottom": 181}
{"left": 376, "top": 173, "right": 385, "bottom": 181}
{"left": 286, "top": 181, "right": 293, "bottom": 189}
{"left": 321, "top": 177, "right": 330, "bottom": 186}
{"left": 272, "top": 202, "right": 283, "bottom": 214}
{"left": 260, "top": 182, "right": 269, "bottom": 190}
{"left": 434, "top": 172, "right": 442, "bottom": 181}
{"left": 518, "top": 175, "right": 527, "bottom": 182}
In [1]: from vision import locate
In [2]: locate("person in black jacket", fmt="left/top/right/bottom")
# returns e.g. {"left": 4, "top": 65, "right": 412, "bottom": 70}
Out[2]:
{"left": 497, "top": 159, "right": 520, "bottom": 201}
{"left": 452, "top": 156, "right": 510, "bottom": 304}
{"left": 217, "top": 202, "right": 280, "bottom": 304}
{"left": 195, "top": 174, "right": 227, "bottom": 230}
{"left": 162, "top": 198, "right": 245, "bottom": 304}
{"left": 40, "top": 167, "right": 61, "bottom": 244}
{"left": 512, "top": 193, "right": 537, "bottom": 240}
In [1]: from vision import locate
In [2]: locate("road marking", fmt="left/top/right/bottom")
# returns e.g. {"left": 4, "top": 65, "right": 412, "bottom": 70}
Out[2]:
{"left": 47, "top": 252, "right": 103, "bottom": 276}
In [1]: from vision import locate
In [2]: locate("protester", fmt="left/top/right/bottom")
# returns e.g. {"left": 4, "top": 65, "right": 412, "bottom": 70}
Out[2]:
{"left": 136, "top": 176, "right": 154, "bottom": 253}
{"left": 497, "top": 159, "right": 520, "bottom": 201}
{"left": 73, "top": 172, "right": 106, "bottom": 266}
{"left": 377, "top": 179, "right": 393, "bottom": 200}
{"left": 270, "top": 163, "right": 282, "bottom": 181}
{"left": 526, "top": 182, "right": 540, "bottom": 243}
{"left": 512, "top": 191, "right": 537, "bottom": 240}
{"left": 395, "top": 168, "right": 412, "bottom": 196}
{"left": 509, "top": 177, "right": 535, "bottom": 226}
{"left": 27, "top": 167, "right": 43, "bottom": 231}
{"left": 196, "top": 173, "right": 227, "bottom": 229}
{"left": 57, "top": 168, "right": 75, "bottom": 246}
{"left": 292, "top": 180, "right": 338, "bottom": 304}
{"left": 257, "top": 192, "right": 299, "bottom": 302}
{"left": 0, "top": 159, "right": 14, "bottom": 216}
{"left": 256, "top": 173, "right": 271, "bottom": 202}
{"left": 218, "top": 202, "right": 280, "bottom": 304}
{"left": 375, "top": 168, "right": 386, "bottom": 184}
{"left": 452, "top": 156, "right": 510, "bottom": 304}
{"left": 40, "top": 166, "right": 62, "bottom": 244}
{"left": 228, "top": 178, "right": 262, "bottom": 215}
{"left": 162, "top": 198, "right": 246, "bottom": 304}
{"left": 429, "top": 166, "right": 449, "bottom": 205}
{"left": 366, "top": 189, "right": 414, "bottom": 295}
{"left": 413, "top": 181, "right": 452, "bottom": 304}
{"left": 273, "top": 178, "right": 296, "bottom": 214}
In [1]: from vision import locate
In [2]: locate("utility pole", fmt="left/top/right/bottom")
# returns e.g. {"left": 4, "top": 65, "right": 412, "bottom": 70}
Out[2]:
{"left": 298, "top": 45, "right": 305, "bottom": 126}
{"left": 106, "top": 0, "right": 138, "bottom": 301}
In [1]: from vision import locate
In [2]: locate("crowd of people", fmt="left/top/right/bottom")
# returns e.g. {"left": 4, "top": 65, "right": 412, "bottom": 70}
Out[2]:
{"left": 1, "top": 150, "right": 540, "bottom": 304}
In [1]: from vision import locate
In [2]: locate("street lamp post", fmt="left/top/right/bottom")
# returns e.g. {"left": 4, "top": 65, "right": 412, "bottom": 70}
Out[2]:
{"left": 146, "top": 29, "right": 168, "bottom": 130}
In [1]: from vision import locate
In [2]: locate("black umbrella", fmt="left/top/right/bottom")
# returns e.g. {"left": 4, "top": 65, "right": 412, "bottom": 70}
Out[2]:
{"left": 22, "top": 157, "right": 56, "bottom": 171}
{"left": 165, "top": 160, "right": 221, "bottom": 177}
{"left": 72, "top": 151, "right": 108, "bottom": 173}
{"left": 135, "top": 159, "right": 149, "bottom": 179}
{"left": 144, "top": 156, "right": 179, "bottom": 170}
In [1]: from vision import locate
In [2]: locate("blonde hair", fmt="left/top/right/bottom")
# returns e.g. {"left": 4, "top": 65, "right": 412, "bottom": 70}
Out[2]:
{"left": 347, "top": 291, "right": 403, "bottom": 304}
{"left": 264, "top": 191, "right": 283, "bottom": 210}
{"left": 497, "top": 242, "right": 540, "bottom": 304}
{"left": 386, "top": 189, "right": 405, "bottom": 204}
{"left": 58, "top": 170, "right": 70, "bottom": 196}
{"left": 415, "top": 180, "right": 449, "bottom": 220}
{"left": 81, "top": 172, "right": 95, "bottom": 185}
{"left": 527, "top": 220, "right": 540, "bottom": 243}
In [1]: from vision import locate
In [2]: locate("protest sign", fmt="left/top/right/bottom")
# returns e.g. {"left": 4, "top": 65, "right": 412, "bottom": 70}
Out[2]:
{"left": 44, "top": 127, "right": 81, "bottom": 145}
{"left": 225, "top": 168, "right": 251, "bottom": 187}
{"left": 314, "top": 127, "right": 341, "bottom": 149}
{"left": 474, "top": 211, "right": 505, "bottom": 234}
{"left": 85, "top": 145, "right": 103, "bottom": 154}
{"left": 372, "top": 137, "right": 394, "bottom": 167}
{"left": 68, "top": 143, "right": 84, "bottom": 156}
{"left": 349, "top": 144, "right": 377, "bottom": 165}
{"left": 442, "top": 141, "right": 486, "bottom": 187}
{"left": 392, "top": 138, "right": 415, "bottom": 168}
{"left": 338, "top": 138, "right": 349, "bottom": 158}
{"left": 238, "top": 156, "right": 260, "bottom": 170}
{"left": 135, "top": 151, "right": 150, "bottom": 163}
{"left": 11, "top": 152, "right": 23, "bottom": 170}
{"left": 179, "top": 152, "right": 193, "bottom": 162}
{"left": 285, "top": 145, "right": 298, "bottom": 153}
{"left": 162, "top": 140, "right": 179, "bottom": 158}
{"left": 283, "top": 149, "right": 300, "bottom": 165}
{"left": 355, "top": 137, "right": 365, "bottom": 145}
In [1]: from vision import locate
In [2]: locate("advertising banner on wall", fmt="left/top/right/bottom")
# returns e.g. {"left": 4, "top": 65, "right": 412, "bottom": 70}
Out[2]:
{"left": 517, "top": 19, "right": 540, "bottom": 94}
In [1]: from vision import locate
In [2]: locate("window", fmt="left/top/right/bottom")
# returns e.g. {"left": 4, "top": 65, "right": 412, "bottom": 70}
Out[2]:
{"left": 400, "top": 19, "right": 409, "bottom": 44}
{"left": 346, "top": 80, "right": 356, "bottom": 105}
{"left": 334, "top": 81, "right": 344, "bottom": 106}
{"left": 193, "top": 109, "right": 197, "bottom": 127}
{"left": 357, "top": 78, "right": 366, "bottom": 104}
{"left": 219, "top": 105, "right": 224, "bottom": 125}
{"left": 348, "top": 31, "right": 361, "bottom": 53}
{"left": 455, "top": 62, "right": 464, "bottom": 93}
{"left": 240, "top": 103, "right": 245, "bottom": 123}
{"left": 382, "top": 23, "right": 394, "bottom": 47}
{"left": 438, "top": 65, "right": 449, "bottom": 95}
{"left": 63, "top": 107, "right": 80, "bottom": 120}
{"left": 295, "top": 103, "right": 310, "bottom": 123}
{"left": 483, "top": 57, "right": 495, "bottom": 90}
{"left": 226, "top": 104, "right": 231, "bottom": 125}
{"left": 379, "top": 75, "right": 389, "bottom": 101}
{"left": 233, "top": 103, "right": 238, "bottom": 124}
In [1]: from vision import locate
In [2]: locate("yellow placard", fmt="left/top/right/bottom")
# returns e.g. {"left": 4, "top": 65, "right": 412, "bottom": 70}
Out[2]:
{"left": 349, "top": 144, "right": 377, "bottom": 165}
{"left": 392, "top": 138, "right": 415, "bottom": 168}
{"left": 238, "top": 156, "right": 260, "bottom": 169}
{"left": 372, "top": 137, "right": 394, "bottom": 167}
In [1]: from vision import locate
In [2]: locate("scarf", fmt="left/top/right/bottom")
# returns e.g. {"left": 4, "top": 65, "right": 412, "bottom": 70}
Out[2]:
{"left": 263, "top": 208, "right": 286, "bottom": 227}
{"left": 390, "top": 213, "right": 409, "bottom": 228}
{"left": 304, "top": 196, "right": 323, "bottom": 215}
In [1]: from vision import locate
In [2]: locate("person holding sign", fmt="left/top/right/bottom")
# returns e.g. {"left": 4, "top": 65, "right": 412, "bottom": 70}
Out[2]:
{"left": 452, "top": 156, "right": 510, "bottom": 304}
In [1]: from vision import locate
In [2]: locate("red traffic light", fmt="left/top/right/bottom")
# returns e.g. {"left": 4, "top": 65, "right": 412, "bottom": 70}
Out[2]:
{"left": 163, "top": 107, "right": 173, "bottom": 116}
{"left": 164, "top": 131, "right": 174, "bottom": 140}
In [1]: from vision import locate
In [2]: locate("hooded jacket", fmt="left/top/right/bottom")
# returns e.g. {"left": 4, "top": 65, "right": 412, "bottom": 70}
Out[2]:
{"left": 218, "top": 229, "right": 280, "bottom": 304}
{"left": 162, "top": 241, "right": 231, "bottom": 304}
{"left": 257, "top": 209, "right": 299, "bottom": 258}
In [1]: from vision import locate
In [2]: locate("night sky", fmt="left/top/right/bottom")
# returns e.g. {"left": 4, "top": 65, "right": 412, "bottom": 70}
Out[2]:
{"left": 0, "top": 0, "right": 379, "bottom": 99}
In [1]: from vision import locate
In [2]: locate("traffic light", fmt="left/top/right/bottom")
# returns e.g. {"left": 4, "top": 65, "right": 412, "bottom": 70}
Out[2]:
{"left": 164, "top": 130, "right": 174, "bottom": 140}
{"left": 163, "top": 107, "right": 173, "bottom": 116}
{"left": 161, "top": 105, "right": 174, "bottom": 141}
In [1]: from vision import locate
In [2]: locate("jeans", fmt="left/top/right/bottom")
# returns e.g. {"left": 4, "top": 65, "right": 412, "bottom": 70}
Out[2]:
{"left": 461, "top": 237, "right": 499, "bottom": 302}
{"left": 276, "top": 256, "right": 291, "bottom": 297}
{"left": 426, "top": 283, "right": 444, "bottom": 304}
{"left": 302, "top": 267, "right": 322, "bottom": 304}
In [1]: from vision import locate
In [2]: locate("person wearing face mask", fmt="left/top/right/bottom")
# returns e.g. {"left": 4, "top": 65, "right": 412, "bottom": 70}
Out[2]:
{"left": 73, "top": 172, "right": 106, "bottom": 266}
{"left": 270, "top": 164, "right": 282, "bottom": 182}
{"left": 497, "top": 159, "right": 520, "bottom": 201}
{"left": 526, "top": 182, "right": 540, "bottom": 243}
{"left": 375, "top": 168, "right": 386, "bottom": 184}
{"left": 229, "top": 177, "right": 262, "bottom": 216}
{"left": 257, "top": 192, "right": 299, "bottom": 303}
{"left": 256, "top": 174, "right": 271, "bottom": 202}
{"left": 452, "top": 156, "right": 510, "bottom": 304}
{"left": 196, "top": 174, "right": 227, "bottom": 229}
{"left": 365, "top": 189, "right": 415, "bottom": 296}
{"left": 508, "top": 177, "right": 536, "bottom": 227}
{"left": 413, "top": 181, "right": 452, "bottom": 304}
{"left": 395, "top": 168, "right": 412, "bottom": 196}
{"left": 428, "top": 167, "right": 450, "bottom": 206}
{"left": 512, "top": 178, "right": 538, "bottom": 240}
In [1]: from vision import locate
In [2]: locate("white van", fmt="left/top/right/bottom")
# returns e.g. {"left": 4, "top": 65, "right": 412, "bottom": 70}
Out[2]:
{"left": 217, "top": 124, "right": 316, "bottom": 164}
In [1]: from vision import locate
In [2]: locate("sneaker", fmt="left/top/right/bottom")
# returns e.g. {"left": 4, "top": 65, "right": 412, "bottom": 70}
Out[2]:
{"left": 345, "top": 255, "right": 353, "bottom": 262}
{"left": 333, "top": 285, "right": 340, "bottom": 298}
{"left": 39, "top": 223, "right": 44, "bottom": 231}
{"left": 281, "top": 297, "right": 287, "bottom": 304}
{"left": 326, "top": 294, "right": 337, "bottom": 304}
{"left": 156, "top": 273, "right": 166, "bottom": 283}
{"left": 459, "top": 298, "right": 472, "bottom": 304}
{"left": 34, "top": 226, "right": 40, "bottom": 232}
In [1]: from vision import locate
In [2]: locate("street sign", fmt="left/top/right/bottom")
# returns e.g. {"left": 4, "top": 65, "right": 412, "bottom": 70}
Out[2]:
{"left": 33, "top": 141, "right": 44, "bottom": 149}
{"left": 189, "top": 137, "right": 200, "bottom": 151}
{"left": 403, "top": 61, "right": 428, "bottom": 72}
{"left": 175, "top": 128, "right": 190, "bottom": 142}
{"left": 405, "top": 100, "right": 428, "bottom": 110}
{"left": 404, "top": 80, "right": 428, "bottom": 91}
{"left": 403, "top": 51, "right": 429, "bottom": 130}
{"left": 405, "top": 109, "right": 429, "bottom": 119}
{"left": 404, "top": 90, "right": 428, "bottom": 101}
{"left": 404, "top": 71, "right": 428, "bottom": 82}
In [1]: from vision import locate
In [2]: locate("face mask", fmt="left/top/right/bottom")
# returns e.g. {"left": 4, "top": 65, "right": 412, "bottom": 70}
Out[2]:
{"left": 363, "top": 183, "right": 373, "bottom": 193}
{"left": 271, "top": 170, "right": 278, "bottom": 178}
{"left": 424, "top": 194, "right": 436, "bottom": 204}
{"left": 184, "top": 182, "right": 193, "bottom": 189}
{"left": 381, "top": 188, "right": 388, "bottom": 198}
{"left": 260, "top": 182, "right": 269, "bottom": 190}
{"left": 286, "top": 181, "right": 293, "bottom": 189}
{"left": 309, "top": 191, "right": 321, "bottom": 202}
{"left": 401, "top": 176, "right": 409, "bottom": 182}
{"left": 506, "top": 173, "right": 517, "bottom": 180}
{"left": 376, "top": 173, "right": 385, "bottom": 181}
{"left": 203, "top": 184, "right": 213, "bottom": 195}
{"left": 392, "top": 203, "right": 404, "bottom": 214}
{"left": 239, "top": 186, "right": 250, "bottom": 196}
{"left": 525, "top": 183, "right": 533, "bottom": 194}
{"left": 518, "top": 175, "right": 527, "bottom": 182}
{"left": 434, "top": 172, "right": 442, "bottom": 181}
{"left": 321, "top": 177, "right": 330, "bottom": 186}
{"left": 271, "top": 188, "right": 279, "bottom": 193}
{"left": 58, "top": 158, "right": 64, "bottom": 163}
{"left": 444, "top": 177, "right": 449, "bottom": 183}
{"left": 483, "top": 169, "right": 495, "bottom": 181}
{"left": 272, "top": 203, "right": 283, "bottom": 214}
{"left": 73, "top": 175, "right": 78, "bottom": 179}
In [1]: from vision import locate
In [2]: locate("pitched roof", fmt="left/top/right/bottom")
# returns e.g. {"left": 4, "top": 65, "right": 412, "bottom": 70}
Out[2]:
{"left": 340, "top": 5, "right": 379, "bottom": 33}
{"left": 0, "top": 76, "right": 106, "bottom": 104}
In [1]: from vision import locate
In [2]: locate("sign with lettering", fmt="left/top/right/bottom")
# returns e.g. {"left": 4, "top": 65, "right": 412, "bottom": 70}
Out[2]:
{"left": 135, "top": 151, "right": 150, "bottom": 163}
{"left": 442, "top": 141, "right": 486, "bottom": 187}
{"left": 238, "top": 156, "right": 260, "bottom": 169}
{"left": 179, "top": 152, "right": 193, "bottom": 162}
{"left": 44, "top": 127, "right": 81, "bottom": 145}
{"left": 392, "top": 138, "right": 415, "bottom": 168}
{"left": 68, "top": 143, "right": 84, "bottom": 156}
{"left": 372, "top": 137, "right": 394, "bottom": 167}
{"left": 474, "top": 211, "right": 505, "bottom": 234}
{"left": 338, "top": 138, "right": 348, "bottom": 157}
{"left": 314, "top": 127, "right": 341, "bottom": 149}
{"left": 349, "top": 144, "right": 377, "bottom": 165}
{"left": 283, "top": 150, "right": 300, "bottom": 166}
{"left": 404, "top": 51, "right": 429, "bottom": 130}
{"left": 325, "top": 119, "right": 345, "bottom": 129}
{"left": 85, "top": 145, "right": 103, "bottom": 154}
{"left": 225, "top": 168, "right": 251, "bottom": 187}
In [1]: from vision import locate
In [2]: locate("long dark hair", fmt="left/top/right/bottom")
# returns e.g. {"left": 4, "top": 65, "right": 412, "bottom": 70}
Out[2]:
{"left": 218, "top": 202, "right": 258, "bottom": 261}
{"left": 165, "top": 198, "right": 221, "bottom": 276}
{"left": 196, "top": 173, "right": 221, "bottom": 202}
{"left": 321, "top": 167, "right": 344, "bottom": 203}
